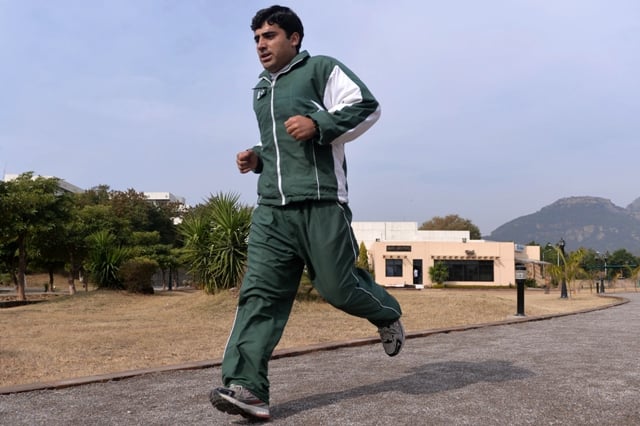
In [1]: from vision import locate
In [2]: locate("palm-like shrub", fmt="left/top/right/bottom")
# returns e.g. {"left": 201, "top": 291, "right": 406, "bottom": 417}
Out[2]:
{"left": 547, "top": 247, "right": 588, "bottom": 296}
{"left": 180, "top": 192, "right": 253, "bottom": 293}
{"left": 86, "top": 230, "right": 131, "bottom": 289}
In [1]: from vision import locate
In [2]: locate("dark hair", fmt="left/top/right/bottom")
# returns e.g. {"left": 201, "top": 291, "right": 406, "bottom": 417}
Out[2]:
{"left": 251, "top": 5, "right": 304, "bottom": 51}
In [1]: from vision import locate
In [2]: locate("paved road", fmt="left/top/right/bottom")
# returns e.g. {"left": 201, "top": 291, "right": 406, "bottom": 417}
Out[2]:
{"left": 1, "top": 293, "right": 639, "bottom": 425}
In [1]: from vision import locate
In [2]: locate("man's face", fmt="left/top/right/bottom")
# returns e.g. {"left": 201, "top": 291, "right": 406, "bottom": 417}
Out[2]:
{"left": 254, "top": 22, "right": 299, "bottom": 73}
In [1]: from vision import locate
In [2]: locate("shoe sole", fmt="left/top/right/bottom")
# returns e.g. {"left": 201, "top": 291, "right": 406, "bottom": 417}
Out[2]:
{"left": 209, "top": 389, "right": 270, "bottom": 420}
{"left": 384, "top": 321, "right": 405, "bottom": 357}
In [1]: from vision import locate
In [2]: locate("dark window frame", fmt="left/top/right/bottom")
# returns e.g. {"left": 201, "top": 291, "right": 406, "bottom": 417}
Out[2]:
{"left": 385, "top": 258, "right": 403, "bottom": 277}
{"left": 386, "top": 245, "right": 412, "bottom": 252}
{"left": 438, "top": 260, "right": 494, "bottom": 282}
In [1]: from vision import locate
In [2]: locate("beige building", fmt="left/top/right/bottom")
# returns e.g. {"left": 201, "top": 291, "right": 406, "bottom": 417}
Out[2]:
{"left": 352, "top": 222, "right": 544, "bottom": 288}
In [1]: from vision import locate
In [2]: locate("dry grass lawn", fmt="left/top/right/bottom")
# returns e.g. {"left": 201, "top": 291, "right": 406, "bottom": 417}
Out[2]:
{"left": 0, "top": 275, "right": 623, "bottom": 388}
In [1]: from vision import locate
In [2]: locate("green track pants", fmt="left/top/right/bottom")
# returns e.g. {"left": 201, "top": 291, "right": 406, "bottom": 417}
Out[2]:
{"left": 220, "top": 201, "right": 402, "bottom": 404}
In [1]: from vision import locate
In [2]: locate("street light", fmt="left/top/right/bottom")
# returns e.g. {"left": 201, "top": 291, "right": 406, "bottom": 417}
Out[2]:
{"left": 558, "top": 238, "right": 568, "bottom": 298}
{"left": 596, "top": 251, "right": 609, "bottom": 293}
{"left": 603, "top": 251, "right": 609, "bottom": 293}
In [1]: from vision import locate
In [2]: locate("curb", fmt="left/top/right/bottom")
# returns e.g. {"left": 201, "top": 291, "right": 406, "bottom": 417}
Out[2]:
{"left": 0, "top": 295, "right": 628, "bottom": 395}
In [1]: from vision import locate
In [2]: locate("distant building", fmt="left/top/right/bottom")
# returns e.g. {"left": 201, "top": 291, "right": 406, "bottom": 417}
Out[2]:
{"left": 2, "top": 173, "right": 84, "bottom": 194}
{"left": 143, "top": 192, "right": 186, "bottom": 206}
{"left": 352, "top": 222, "right": 545, "bottom": 288}
{"left": 144, "top": 192, "right": 188, "bottom": 225}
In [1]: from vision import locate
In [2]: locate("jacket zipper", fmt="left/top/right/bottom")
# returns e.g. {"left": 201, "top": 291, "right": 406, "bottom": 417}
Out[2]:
{"left": 266, "top": 55, "right": 306, "bottom": 205}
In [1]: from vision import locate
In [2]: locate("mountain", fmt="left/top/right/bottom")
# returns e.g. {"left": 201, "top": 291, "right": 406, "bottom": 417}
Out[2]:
{"left": 487, "top": 196, "right": 640, "bottom": 254}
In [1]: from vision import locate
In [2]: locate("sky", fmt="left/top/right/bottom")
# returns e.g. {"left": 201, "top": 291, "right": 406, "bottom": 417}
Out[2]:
{"left": 1, "top": 1, "right": 639, "bottom": 235}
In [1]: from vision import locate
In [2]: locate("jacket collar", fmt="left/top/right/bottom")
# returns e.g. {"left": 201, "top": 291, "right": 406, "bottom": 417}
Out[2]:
{"left": 258, "top": 50, "right": 310, "bottom": 80}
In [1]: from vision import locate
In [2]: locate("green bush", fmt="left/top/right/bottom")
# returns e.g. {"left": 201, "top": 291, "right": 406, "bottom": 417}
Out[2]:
{"left": 0, "top": 272, "right": 11, "bottom": 286}
{"left": 428, "top": 262, "right": 449, "bottom": 286}
{"left": 120, "top": 257, "right": 158, "bottom": 294}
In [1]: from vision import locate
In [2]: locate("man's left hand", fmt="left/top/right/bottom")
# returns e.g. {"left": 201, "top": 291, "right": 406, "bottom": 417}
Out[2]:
{"left": 284, "top": 115, "right": 317, "bottom": 141}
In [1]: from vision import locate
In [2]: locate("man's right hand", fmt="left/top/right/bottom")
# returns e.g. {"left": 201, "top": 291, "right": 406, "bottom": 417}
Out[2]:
{"left": 236, "top": 149, "right": 258, "bottom": 173}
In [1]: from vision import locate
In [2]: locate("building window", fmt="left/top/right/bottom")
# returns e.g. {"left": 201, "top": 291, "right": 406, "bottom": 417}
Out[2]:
{"left": 385, "top": 259, "right": 403, "bottom": 277}
{"left": 438, "top": 260, "right": 494, "bottom": 282}
{"left": 386, "top": 245, "right": 412, "bottom": 252}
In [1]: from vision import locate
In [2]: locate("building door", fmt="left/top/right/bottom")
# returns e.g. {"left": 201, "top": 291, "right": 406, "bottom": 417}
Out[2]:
{"left": 413, "top": 259, "right": 423, "bottom": 285}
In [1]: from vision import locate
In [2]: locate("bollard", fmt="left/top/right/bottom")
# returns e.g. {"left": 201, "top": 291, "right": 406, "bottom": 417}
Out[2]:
{"left": 516, "top": 279, "right": 525, "bottom": 316}
{"left": 515, "top": 264, "right": 526, "bottom": 316}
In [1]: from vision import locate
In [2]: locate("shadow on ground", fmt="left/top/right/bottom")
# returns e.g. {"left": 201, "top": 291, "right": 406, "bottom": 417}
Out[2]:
{"left": 271, "top": 360, "right": 533, "bottom": 420}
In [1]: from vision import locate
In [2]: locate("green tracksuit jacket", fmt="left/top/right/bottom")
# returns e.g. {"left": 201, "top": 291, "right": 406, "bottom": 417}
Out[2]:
{"left": 250, "top": 50, "right": 381, "bottom": 205}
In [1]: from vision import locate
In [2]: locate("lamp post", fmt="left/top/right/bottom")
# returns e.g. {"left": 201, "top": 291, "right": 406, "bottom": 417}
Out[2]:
{"left": 544, "top": 243, "right": 555, "bottom": 293}
{"left": 596, "top": 251, "right": 602, "bottom": 293}
{"left": 602, "top": 251, "right": 609, "bottom": 294}
{"left": 558, "top": 238, "right": 568, "bottom": 298}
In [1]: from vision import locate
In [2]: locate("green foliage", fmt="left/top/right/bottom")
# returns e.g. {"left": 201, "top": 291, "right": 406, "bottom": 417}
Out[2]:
{"left": 546, "top": 247, "right": 589, "bottom": 296}
{"left": 178, "top": 215, "right": 210, "bottom": 287}
{"left": 296, "top": 269, "right": 323, "bottom": 302}
{"left": 179, "top": 192, "right": 253, "bottom": 294}
{"left": 0, "top": 172, "right": 71, "bottom": 299}
{"left": 0, "top": 177, "right": 186, "bottom": 295}
{"left": 606, "top": 249, "right": 639, "bottom": 278}
{"left": 120, "top": 257, "right": 158, "bottom": 294}
{"left": 428, "top": 261, "right": 449, "bottom": 285}
{"left": 356, "top": 241, "right": 370, "bottom": 271}
{"left": 86, "top": 230, "right": 131, "bottom": 289}
{"left": 419, "top": 214, "right": 481, "bottom": 240}
{"left": 541, "top": 243, "right": 560, "bottom": 265}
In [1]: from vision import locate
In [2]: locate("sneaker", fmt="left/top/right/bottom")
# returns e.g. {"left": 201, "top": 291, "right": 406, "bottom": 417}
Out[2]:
{"left": 378, "top": 319, "right": 405, "bottom": 356}
{"left": 209, "top": 384, "right": 270, "bottom": 420}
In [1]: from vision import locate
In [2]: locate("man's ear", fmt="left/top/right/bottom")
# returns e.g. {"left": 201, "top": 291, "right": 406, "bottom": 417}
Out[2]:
{"left": 290, "top": 32, "right": 300, "bottom": 49}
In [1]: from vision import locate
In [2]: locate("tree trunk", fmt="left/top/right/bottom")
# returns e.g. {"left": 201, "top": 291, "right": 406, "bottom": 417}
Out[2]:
{"left": 67, "top": 253, "right": 77, "bottom": 295}
{"left": 81, "top": 269, "right": 87, "bottom": 292}
{"left": 48, "top": 268, "right": 55, "bottom": 292}
{"left": 68, "top": 275, "right": 77, "bottom": 295}
{"left": 16, "top": 235, "right": 27, "bottom": 301}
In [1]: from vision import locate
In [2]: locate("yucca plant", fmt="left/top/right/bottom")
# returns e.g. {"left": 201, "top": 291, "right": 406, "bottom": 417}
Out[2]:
{"left": 179, "top": 192, "right": 253, "bottom": 293}
{"left": 86, "top": 230, "right": 131, "bottom": 289}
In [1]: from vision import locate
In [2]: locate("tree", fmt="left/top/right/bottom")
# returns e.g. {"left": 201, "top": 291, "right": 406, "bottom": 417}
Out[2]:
{"left": 30, "top": 224, "right": 68, "bottom": 292}
{"left": 179, "top": 192, "right": 253, "bottom": 293}
{"left": 130, "top": 231, "right": 178, "bottom": 289}
{"left": 547, "top": 247, "right": 588, "bottom": 296}
{"left": 59, "top": 187, "right": 121, "bottom": 294}
{"left": 356, "top": 241, "right": 370, "bottom": 271}
{"left": 108, "top": 188, "right": 181, "bottom": 245}
{"left": 628, "top": 264, "right": 640, "bottom": 292}
{"left": 0, "top": 239, "right": 19, "bottom": 287}
{"left": 606, "top": 249, "right": 639, "bottom": 279}
{"left": 428, "top": 262, "right": 448, "bottom": 286}
{"left": 419, "top": 214, "right": 481, "bottom": 239}
{"left": 0, "top": 173, "right": 71, "bottom": 300}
